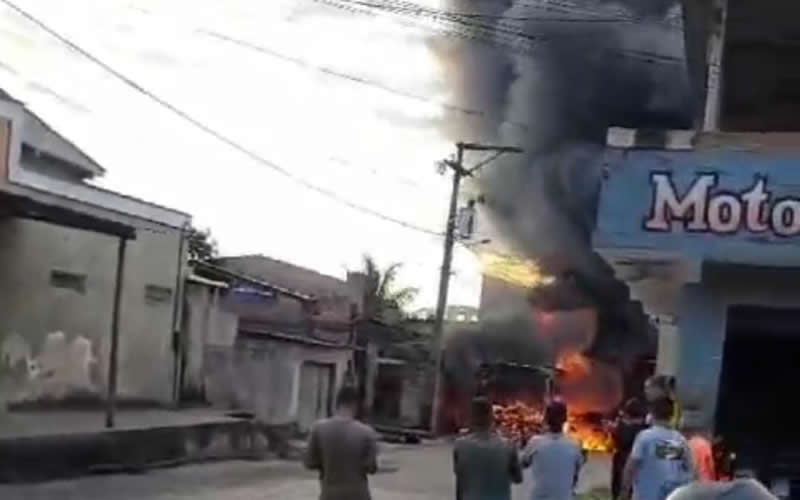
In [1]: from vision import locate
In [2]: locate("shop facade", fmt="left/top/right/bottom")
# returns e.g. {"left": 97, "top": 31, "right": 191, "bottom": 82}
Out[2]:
{"left": 594, "top": 129, "right": 800, "bottom": 482}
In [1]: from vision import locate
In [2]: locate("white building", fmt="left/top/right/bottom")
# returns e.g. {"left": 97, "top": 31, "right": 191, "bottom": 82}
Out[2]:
{"left": 0, "top": 90, "right": 190, "bottom": 412}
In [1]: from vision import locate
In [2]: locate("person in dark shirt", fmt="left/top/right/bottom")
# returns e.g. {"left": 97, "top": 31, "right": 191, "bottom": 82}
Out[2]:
{"left": 612, "top": 398, "right": 648, "bottom": 499}
{"left": 453, "top": 397, "right": 523, "bottom": 500}
{"left": 304, "top": 386, "right": 379, "bottom": 500}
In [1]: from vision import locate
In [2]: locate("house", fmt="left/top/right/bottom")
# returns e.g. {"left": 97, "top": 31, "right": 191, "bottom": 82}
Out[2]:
{"left": 0, "top": 90, "right": 190, "bottom": 414}
{"left": 183, "top": 257, "right": 363, "bottom": 434}
{"left": 593, "top": 0, "right": 800, "bottom": 484}
{"left": 355, "top": 318, "right": 432, "bottom": 429}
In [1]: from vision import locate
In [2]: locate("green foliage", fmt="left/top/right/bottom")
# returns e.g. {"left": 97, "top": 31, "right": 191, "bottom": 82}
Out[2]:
{"left": 361, "top": 254, "right": 418, "bottom": 322}
{"left": 186, "top": 226, "right": 218, "bottom": 262}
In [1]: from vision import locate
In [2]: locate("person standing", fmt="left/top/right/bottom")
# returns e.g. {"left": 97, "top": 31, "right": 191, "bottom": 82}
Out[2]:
{"left": 612, "top": 398, "right": 649, "bottom": 499}
{"left": 522, "top": 400, "right": 585, "bottom": 500}
{"left": 623, "top": 397, "right": 695, "bottom": 500}
{"left": 304, "top": 386, "right": 379, "bottom": 500}
{"left": 644, "top": 376, "right": 680, "bottom": 429}
{"left": 453, "top": 397, "right": 523, "bottom": 500}
{"left": 680, "top": 418, "right": 715, "bottom": 482}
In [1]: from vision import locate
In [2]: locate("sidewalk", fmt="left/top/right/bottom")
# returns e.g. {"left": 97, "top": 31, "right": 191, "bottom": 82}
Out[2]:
{"left": 0, "top": 408, "right": 260, "bottom": 483}
{"left": 0, "top": 408, "right": 241, "bottom": 439}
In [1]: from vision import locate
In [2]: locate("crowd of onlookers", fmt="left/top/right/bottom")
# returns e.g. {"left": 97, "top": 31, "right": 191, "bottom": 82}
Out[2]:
{"left": 301, "top": 380, "right": 778, "bottom": 500}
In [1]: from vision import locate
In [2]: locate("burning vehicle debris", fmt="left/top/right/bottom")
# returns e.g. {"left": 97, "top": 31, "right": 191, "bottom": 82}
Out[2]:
{"left": 442, "top": 273, "right": 650, "bottom": 455}
{"left": 460, "top": 359, "right": 617, "bottom": 453}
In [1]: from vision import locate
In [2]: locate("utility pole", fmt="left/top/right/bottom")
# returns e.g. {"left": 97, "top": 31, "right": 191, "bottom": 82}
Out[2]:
{"left": 429, "top": 142, "right": 523, "bottom": 434}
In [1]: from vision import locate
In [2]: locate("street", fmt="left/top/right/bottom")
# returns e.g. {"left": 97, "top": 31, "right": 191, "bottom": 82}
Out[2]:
{"left": 0, "top": 442, "right": 611, "bottom": 500}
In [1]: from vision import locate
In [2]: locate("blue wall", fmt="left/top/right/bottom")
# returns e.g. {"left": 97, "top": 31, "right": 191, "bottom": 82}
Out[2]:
{"left": 594, "top": 149, "right": 800, "bottom": 267}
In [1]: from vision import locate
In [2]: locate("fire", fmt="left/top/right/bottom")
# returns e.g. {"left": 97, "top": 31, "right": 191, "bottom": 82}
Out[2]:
{"left": 492, "top": 400, "right": 615, "bottom": 452}
{"left": 479, "top": 253, "right": 555, "bottom": 289}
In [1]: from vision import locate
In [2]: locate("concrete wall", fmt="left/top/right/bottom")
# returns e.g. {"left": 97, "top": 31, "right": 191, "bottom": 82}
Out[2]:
{"left": 0, "top": 217, "right": 184, "bottom": 409}
{"left": 182, "top": 282, "right": 237, "bottom": 400}
{"left": 203, "top": 336, "right": 351, "bottom": 427}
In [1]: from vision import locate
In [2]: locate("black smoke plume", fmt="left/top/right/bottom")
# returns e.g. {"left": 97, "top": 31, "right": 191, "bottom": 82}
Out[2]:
{"left": 433, "top": 0, "right": 687, "bottom": 390}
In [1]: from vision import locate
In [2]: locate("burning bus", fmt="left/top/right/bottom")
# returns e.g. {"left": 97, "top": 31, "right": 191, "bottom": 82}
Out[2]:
{"left": 591, "top": 0, "right": 800, "bottom": 492}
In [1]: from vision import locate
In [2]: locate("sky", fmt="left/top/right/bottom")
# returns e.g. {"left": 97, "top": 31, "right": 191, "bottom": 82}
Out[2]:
{"left": 0, "top": 0, "right": 484, "bottom": 309}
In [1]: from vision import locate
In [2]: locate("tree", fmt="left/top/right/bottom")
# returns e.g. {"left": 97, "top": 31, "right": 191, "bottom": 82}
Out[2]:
{"left": 361, "top": 254, "right": 418, "bottom": 322}
{"left": 186, "top": 226, "right": 218, "bottom": 262}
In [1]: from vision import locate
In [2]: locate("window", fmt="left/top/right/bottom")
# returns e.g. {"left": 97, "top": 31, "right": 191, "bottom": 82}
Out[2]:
{"left": 50, "top": 270, "right": 86, "bottom": 294}
{"left": 145, "top": 285, "right": 173, "bottom": 304}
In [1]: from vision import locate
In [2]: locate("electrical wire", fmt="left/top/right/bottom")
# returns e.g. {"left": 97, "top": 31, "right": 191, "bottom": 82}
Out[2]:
{"left": 0, "top": 0, "right": 446, "bottom": 237}
{"left": 202, "top": 29, "right": 531, "bottom": 132}
{"left": 314, "top": 0, "right": 684, "bottom": 64}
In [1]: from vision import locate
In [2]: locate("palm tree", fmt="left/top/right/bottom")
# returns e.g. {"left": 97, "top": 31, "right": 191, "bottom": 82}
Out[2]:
{"left": 361, "top": 255, "right": 418, "bottom": 322}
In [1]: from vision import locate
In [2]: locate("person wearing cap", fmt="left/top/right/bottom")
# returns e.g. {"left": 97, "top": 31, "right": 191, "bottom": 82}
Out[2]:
{"left": 521, "top": 400, "right": 584, "bottom": 500}
{"left": 453, "top": 397, "right": 523, "bottom": 500}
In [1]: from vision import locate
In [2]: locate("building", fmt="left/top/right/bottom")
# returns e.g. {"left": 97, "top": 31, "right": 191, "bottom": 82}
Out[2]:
{"left": 0, "top": 91, "right": 190, "bottom": 412}
{"left": 183, "top": 257, "right": 361, "bottom": 434}
{"left": 355, "top": 318, "right": 432, "bottom": 429}
{"left": 593, "top": 0, "right": 800, "bottom": 485}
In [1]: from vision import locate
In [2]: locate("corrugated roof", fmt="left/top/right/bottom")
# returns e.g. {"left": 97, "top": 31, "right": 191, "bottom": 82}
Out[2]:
{"left": 191, "top": 260, "right": 313, "bottom": 301}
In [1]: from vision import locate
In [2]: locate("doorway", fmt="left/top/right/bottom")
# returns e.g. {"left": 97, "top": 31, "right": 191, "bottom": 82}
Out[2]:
{"left": 717, "top": 306, "right": 800, "bottom": 483}
{"left": 297, "top": 361, "right": 334, "bottom": 433}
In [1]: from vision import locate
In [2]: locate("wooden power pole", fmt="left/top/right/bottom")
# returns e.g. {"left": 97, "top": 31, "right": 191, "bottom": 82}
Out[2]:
{"left": 429, "top": 142, "right": 522, "bottom": 434}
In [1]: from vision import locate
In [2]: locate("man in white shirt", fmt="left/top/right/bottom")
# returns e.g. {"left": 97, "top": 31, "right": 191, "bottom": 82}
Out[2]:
{"left": 522, "top": 400, "right": 585, "bottom": 500}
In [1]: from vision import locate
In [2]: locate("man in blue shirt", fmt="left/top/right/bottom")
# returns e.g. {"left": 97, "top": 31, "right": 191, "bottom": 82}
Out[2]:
{"left": 522, "top": 400, "right": 584, "bottom": 500}
{"left": 624, "top": 397, "right": 695, "bottom": 500}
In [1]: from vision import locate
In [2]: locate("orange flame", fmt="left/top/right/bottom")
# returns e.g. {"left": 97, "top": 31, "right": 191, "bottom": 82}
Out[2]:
{"left": 492, "top": 400, "right": 615, "bottom": 452}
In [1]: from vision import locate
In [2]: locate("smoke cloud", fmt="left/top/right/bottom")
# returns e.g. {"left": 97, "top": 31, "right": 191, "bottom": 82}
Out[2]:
{"left": 434, "top": 0, "right": 685, "bottom": 398}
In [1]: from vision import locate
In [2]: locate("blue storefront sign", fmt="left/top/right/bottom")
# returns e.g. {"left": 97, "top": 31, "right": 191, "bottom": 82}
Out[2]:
{"left": 594, "top": 150, "right": 800, "bottom": 267}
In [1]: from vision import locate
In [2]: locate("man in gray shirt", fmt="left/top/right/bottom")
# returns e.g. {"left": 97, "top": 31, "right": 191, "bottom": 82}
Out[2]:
{"left": 304, "top": 386, "right": 379, "bottom": 500}
{"left": 453, "top": 397, "right": 523, "bottom": 500}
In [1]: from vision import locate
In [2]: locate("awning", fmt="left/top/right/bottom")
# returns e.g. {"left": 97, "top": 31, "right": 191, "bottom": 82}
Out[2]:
{"left": 0, "top": 190, "right": 136, "bottom": 239}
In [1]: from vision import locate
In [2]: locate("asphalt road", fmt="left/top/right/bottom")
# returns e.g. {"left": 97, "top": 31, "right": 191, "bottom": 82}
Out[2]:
{"left": 1, "top": 442, "right": 611, "bottom": 500}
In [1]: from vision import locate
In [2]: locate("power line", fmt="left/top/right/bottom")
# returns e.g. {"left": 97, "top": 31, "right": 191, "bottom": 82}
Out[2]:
{"left": 201, "top": 29, "right": 531, "bottom": 132}
{"left": 315, "top": 0, "right": 684, "bottom": 64}
{"left": 0, "top": 0, "right": 445, "bottom": 237}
